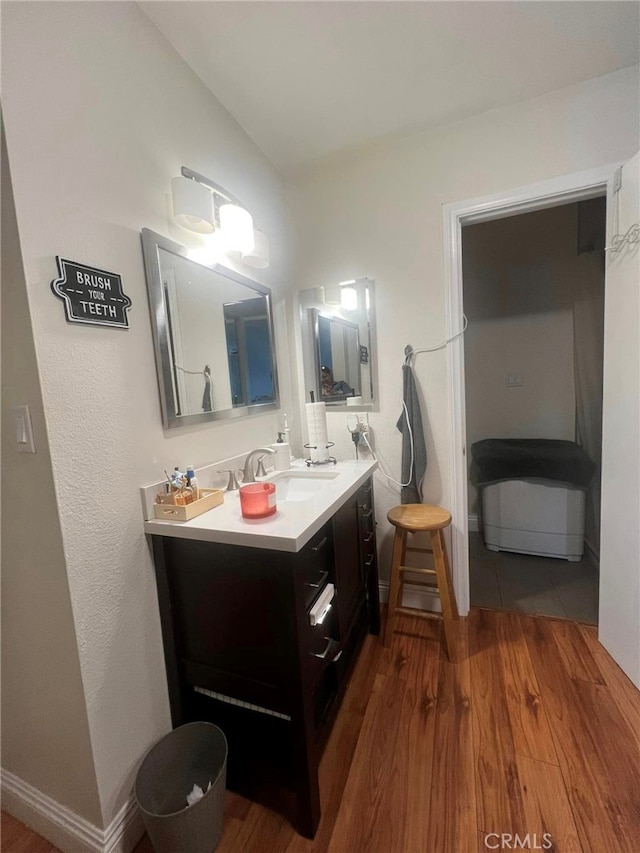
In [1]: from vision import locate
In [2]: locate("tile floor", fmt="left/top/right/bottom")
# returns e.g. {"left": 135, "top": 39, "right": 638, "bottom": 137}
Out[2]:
{"left": 469, "top": 531, "right": 599, "bottom": 624}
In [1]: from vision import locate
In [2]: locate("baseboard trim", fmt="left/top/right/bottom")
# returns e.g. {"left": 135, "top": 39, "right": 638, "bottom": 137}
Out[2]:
{"left": 468, "top": 514, "right": 480, "bottom": 533}
{"left": 1, "top": 768, "right": 143, "bottom": 853}
{"left": 379, "top": 580, "right": 442, "bottom": 613}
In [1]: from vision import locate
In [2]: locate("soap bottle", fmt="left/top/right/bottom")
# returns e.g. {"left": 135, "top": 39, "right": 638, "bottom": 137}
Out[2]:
{"left": 186, "top": 464, "right": 199, "bottom": 501}
{"left": 273, "top": 433, "right": 290, "bottom": 472}
{"left": 283, "top": 413, "right": 292, "bottom": 459}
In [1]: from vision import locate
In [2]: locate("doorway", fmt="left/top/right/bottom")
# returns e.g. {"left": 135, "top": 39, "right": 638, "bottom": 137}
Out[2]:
{"left": 461, "top": 201, "right": 605, "bottom": 623}
{"left": 442, "top": 163, "right": 616, "bottom": 621}
{"left": 445, "top": 156, "right": 640, "bottom": 688}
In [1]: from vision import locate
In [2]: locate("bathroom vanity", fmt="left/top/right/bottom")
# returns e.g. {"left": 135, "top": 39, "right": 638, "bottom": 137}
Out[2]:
{"left": 143, "top": 461, "right": 380, "bottom": 837}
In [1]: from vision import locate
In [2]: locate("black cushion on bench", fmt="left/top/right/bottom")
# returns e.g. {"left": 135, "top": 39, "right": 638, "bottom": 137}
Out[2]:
{"left": 471, "top": 438, "right": 596, "bottom": 489}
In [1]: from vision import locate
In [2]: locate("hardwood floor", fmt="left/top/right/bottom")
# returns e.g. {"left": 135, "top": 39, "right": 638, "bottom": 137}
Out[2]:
{"left": 3, "top": 608, "right": 639, "bottom": 852}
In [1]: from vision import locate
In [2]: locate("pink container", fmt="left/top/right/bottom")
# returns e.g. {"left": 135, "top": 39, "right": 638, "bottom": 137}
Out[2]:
{"left": 239, "top": 482, "right": 277, "bottom": 519}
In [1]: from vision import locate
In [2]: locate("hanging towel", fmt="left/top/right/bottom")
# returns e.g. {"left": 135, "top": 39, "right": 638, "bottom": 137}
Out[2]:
{"left": 396, "top": 363, "right": 427, "bottom": 504}
{"left": 202, "top": 366, "right": 213, "bottom": 412}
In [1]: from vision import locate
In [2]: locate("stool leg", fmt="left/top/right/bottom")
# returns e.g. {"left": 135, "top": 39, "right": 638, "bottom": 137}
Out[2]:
{"left": 431, "top": 528, "right": 459, "bottom": 662}
{"left": 384, "top": 527, "right": 406, "bottom": 646}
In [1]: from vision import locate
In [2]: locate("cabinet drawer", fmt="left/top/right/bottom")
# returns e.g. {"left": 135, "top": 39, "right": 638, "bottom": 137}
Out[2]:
{"left": 183, "top": 659, "right": 290, "bottom": 716}
{"left": 306, "top": 612, "right": 340, "bottom": 661}
{"left": 361, "top": 523, "right": 375, "bottom": 546}
{"left": 357, "top": 501, "right": 374, "bottom": 538}
{"left": 334, "top": 597, "right": 368, "bottom": 684}
{"left": 357, "top": 480, "right": 373, "bottom": 511}
{"left": 303, "top": 595, "right": 341, "bottom": 685}
{"left": 298, "top": 524, "right": 333, "bottom": 609}
{"left": 302, "top": 565, "right": 330, "bottom": 610}
{"left": 300, "top": 524, "right": 332, "bottom": 560}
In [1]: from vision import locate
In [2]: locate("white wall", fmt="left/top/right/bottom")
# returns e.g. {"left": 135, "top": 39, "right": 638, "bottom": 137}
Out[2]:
{"left": 599, "top": 151, "right": 640, "bottom": 688}
{"left": 463, "top": 203, "right": 602, "bottom": 513}
{"left": 2, "top": 0, "right": 290, "bottom": 833}
{"left": 1, "top": 130, "right": 103, "bottom": 828}
{"left": 287, "top": 65, "right": 639, "bottom": 579}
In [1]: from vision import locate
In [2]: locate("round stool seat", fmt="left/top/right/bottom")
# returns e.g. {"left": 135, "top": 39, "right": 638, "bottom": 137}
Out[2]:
{"left": 387, "top": 504, "right": 451, "bottom": 532}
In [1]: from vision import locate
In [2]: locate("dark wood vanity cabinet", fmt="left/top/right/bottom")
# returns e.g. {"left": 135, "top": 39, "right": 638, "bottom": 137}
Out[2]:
{"left": 150, "top": 477, "right": 379, "bottom": 839}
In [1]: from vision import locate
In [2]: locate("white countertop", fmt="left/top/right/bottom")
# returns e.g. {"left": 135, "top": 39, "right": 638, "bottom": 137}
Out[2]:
{"left": 143, "top": 459, "right": 377, "bottom": 552}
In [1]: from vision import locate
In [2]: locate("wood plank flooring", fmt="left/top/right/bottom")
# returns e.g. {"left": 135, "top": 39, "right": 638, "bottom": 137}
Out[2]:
{"left": 3, "top": 608, "right": 639, "bottom": 853}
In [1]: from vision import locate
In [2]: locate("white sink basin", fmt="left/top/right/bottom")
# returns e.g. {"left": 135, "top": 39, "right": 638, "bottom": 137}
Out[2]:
{"left": 268, "top": 470, "right": 339, "bottom": 503}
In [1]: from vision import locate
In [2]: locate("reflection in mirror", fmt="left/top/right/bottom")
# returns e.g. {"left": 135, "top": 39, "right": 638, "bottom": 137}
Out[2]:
{"left": 223, "top": 297, "right": 275, "bottom": 406}
{"left": 142, "top": 229, "right": 279, "bottom": 429}
{"left": 299, "top": 279, "right": 376, "bottom": 408}
{"left": 314, "top": 311, "right": 361, "bottom": 401}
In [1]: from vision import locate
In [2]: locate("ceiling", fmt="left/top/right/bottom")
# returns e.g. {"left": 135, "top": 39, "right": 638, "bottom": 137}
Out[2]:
{"left": 139, "top": 1, "right": 639, "bottom": 175}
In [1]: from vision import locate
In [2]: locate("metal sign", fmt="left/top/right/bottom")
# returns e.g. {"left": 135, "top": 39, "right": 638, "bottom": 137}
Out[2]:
{"left": 51, "top": 257, "right": 132, "bottom": 328}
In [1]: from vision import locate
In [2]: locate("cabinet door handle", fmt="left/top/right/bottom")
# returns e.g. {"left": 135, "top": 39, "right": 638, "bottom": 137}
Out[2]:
{"left": 360, "top": 508, "right": 373, "bottom": 519}
{"left": 311, "top": 536, "right": 328, "bottom": 553}
{"left": 364, "top": 554, "right": 375, "bottom": 567}
{"left": 305, "top": 570, "right": 329, "bottom": 589}
{"left": 363, "top": 531, "right": 374, "bottom": 543}
{"left": 313, "top": 637, "right": 342, "bottom": 661}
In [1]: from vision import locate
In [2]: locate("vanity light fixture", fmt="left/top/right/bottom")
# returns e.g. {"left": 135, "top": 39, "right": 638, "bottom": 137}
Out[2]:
{"left": 171, "top": 166, "right": 269, "bottom": 268}
{"left": 242, "top": 228, "right": 269, "bottom": 269}
{"left": 340, "top": 286, "right": 358, "bottom": 311}
{"left": 323, "top": 281, "right": 359, "bottom": 310}
{"left": 171, "top": 176, "right": 215, "bottom": 234}
{"left": 322, "top": 285, "right": 342, "bottom": 305}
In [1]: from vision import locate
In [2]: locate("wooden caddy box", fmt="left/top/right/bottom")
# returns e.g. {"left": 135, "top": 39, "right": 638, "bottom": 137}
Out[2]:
{"left": 153, "top": 488, "right": 224, "bottom": 522}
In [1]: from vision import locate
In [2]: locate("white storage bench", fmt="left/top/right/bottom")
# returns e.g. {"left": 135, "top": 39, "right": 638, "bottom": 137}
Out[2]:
{"left": 472, "top": 439, "right": 595, "bottom": 563}
{"left": 481, "top": 478, "right": 586, "bottom": 561}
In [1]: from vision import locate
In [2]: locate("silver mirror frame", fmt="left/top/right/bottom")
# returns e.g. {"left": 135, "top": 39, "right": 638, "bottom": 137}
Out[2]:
{"left": 141, "top": 228, "right": 280, "bottom": 430}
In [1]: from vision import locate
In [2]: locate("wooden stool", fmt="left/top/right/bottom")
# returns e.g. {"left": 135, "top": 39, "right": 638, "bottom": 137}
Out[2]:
{"left": 383, "top": 504, "right": 459, "bottom": 661}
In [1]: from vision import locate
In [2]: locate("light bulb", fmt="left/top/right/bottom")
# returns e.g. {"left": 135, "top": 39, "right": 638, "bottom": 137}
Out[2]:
{"left": 219, "top": 204, "right": 254, "bottom": 255}
{"left": 242, "top": 229, "right": 270, "bottom": 269}
{"left": 341, "top": 287, "right": 358, "bottom": 311}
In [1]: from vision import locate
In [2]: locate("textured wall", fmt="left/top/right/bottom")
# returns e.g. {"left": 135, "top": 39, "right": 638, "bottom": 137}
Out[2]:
{"left": 287, "top": 65, "right": 639, "bottom": 580}
{"left": 1, "top": 131, "right": 103, "bottom": 826}
{"left": 2, "top": 1, "right": 290, "bottom": 829}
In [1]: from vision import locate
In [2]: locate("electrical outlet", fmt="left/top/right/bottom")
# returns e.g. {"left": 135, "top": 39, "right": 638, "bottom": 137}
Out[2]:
{"left": 347, "top": 412, "right": 370, "bottom": 453}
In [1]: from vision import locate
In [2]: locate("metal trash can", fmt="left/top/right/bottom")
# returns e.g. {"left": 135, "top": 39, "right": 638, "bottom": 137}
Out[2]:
{"left": 134, "top": 722, "right": 227, "bottom": 853}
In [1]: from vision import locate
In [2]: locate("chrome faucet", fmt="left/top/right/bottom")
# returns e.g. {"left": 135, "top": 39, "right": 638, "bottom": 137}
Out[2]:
{"left": 242, "top": 447, "right": 276, "bottom": 483}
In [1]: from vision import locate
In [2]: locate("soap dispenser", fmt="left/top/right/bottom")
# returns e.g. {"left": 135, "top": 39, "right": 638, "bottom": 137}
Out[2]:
{"left": 272, "top": 432, "right": 290, "bottom": 472}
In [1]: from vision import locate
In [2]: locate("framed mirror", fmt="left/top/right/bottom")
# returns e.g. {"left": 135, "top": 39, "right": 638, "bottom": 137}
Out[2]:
{"left": 299, "top": 279, "right": 377, "bottom": 408}
{"left": 141, "top": 228, "right": 279, "bottom": 429}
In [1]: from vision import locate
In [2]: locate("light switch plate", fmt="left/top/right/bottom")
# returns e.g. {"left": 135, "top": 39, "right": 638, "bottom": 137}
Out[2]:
{"left": 12, "top": 405, "right": 36, "bottom": 453}
{"left": 506, "top": 372, "right": 523, "bottom": 388}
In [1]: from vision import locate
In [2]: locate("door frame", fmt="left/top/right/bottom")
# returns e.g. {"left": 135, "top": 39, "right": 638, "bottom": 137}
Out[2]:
{"left": 443, "top": 163, "right": 619, "bottom": 616}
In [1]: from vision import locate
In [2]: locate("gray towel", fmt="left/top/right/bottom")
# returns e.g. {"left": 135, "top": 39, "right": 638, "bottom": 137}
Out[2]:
{"left": 396, "top": 363, "right": 427, "bottom": 504}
